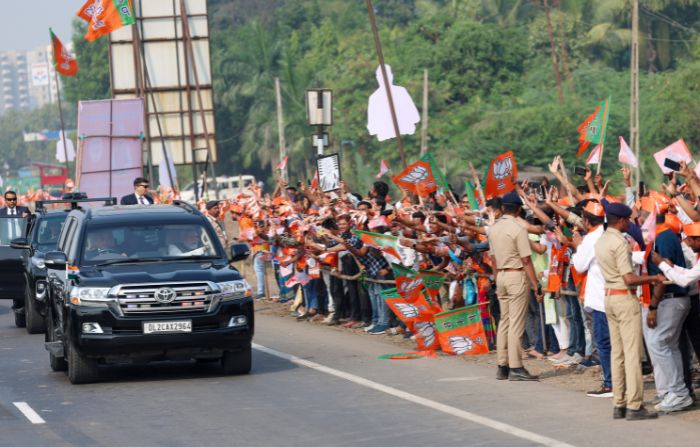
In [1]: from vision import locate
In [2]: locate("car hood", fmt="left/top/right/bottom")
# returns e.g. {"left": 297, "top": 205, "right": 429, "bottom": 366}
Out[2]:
{"left": 76, "top": 261, "right": 242, "bottom": 287}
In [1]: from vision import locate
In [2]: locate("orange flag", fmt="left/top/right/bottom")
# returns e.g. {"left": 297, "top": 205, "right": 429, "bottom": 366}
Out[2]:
{"left": 50, "top": 30, "right": 78, "bottom": 77}
{"left": 392, "top": 160, "right": 438, "bottom": 197}
{"left": 77, "top": 0, "right": 136, "bottom": 42}
{"left": 483, "top": 151, "right": 518, "bottom": 199}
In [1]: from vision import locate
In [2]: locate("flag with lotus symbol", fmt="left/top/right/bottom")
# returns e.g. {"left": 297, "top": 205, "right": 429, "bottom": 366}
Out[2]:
{"left": 435, "top": 305, "right": 489, "bottom": 355}
{"left": 392, "top": 160, "right": 437, "bottom": 196}
{"left": 484, "top": 151, "right": 518, "bottom": 199}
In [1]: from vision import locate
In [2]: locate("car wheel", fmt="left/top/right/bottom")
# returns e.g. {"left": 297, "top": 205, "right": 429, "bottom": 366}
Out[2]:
{"left": 25, "top": 287, "right": 45, "bottom": 334}
{"left": 67, "top": 342, "right": 99, "bottom": 384}
{"left": 221, "top": 342, "right": 252, "bottom": 375}
{"left": 46, "top": 307, "right": 67, "bottom": 372}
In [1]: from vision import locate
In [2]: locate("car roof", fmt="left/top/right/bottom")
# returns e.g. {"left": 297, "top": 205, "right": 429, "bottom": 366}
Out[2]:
{"left": 80, "top": 204, "right": 203, "bottom": 224}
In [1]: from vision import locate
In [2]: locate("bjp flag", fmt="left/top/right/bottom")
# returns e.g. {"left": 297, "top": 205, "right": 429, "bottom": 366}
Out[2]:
{"left": 483, "top": 151, "right": 518, "bottom": 199}
{"left": 77, "top": 0, "right": 136, "bottom": 42}
{"left": 392, "top": 160, "right": 437, "bottom": 197}
{"left": 435, "top": 305, "right": 489, "bottom": 355}
{"left": 50, "top": 29, "right": 78, "bottom": 76}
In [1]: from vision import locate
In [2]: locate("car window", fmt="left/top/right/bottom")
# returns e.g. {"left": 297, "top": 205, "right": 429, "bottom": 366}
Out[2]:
{"left": 0, "top": 216, "right": 26, "bottom": 245}
{"left": 35, "top": 215, "right": 67, "bottom": 251}
{"left": 80, "top": 221, "right": 220, "bottom": 265}
{"left": 58, "top": 217, "right": 76, "bottom": 253}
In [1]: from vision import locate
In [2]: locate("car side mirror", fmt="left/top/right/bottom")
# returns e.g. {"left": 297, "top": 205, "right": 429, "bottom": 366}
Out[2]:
{"left": 10, "top": 237, "right": 30, "bottom": 250}
{"left": 230, "top": 243, "right": 250, "bottom": 262}
{"left": 44, "top": 251, "right": 68, "bottom": 270}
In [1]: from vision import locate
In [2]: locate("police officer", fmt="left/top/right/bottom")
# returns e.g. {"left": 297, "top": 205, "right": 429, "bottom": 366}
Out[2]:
{"left": 205, "top": 200, "right": 228, "bottom": 249}
{"left": 594, "top": 202, "right": 662, "bottom": 421}
{"left": 488, "top": 192, "right": 542, "bottom": 381}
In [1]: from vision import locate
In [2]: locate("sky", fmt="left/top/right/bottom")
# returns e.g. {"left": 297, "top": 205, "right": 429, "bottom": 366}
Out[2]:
{"left": 1, "top": 1, "right": 87, "bottom": 52}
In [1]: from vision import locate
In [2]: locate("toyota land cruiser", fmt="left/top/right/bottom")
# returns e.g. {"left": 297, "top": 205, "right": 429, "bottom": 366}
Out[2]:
{"left": 44, "top": 200, "right": 253, "bottom": 384}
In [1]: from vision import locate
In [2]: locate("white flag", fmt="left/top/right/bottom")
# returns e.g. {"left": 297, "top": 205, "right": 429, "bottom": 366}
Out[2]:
{"left": 618, "top": 136, "right": 638, "bottom": 167}
{"left": 55, "top": 132, "right": 75, "bottom": 163}
{"left": 585, "top": 145, "right": 602, "bottom": 165}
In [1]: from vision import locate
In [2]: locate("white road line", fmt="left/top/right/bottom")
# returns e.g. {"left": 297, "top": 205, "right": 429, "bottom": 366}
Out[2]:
{"left": 13, "top": 402, "right": 46, "bottom": 424}
{"left": 253, "top": 343, "right": 576, "bottom": 447}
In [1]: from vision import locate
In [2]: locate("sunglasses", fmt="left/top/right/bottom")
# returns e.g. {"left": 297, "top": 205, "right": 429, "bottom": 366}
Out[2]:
{"left": 5, "top": 197, "right": 17, "bottom": 201}
{"left": 136, "top": 184, "right": 149, "bottom": 188}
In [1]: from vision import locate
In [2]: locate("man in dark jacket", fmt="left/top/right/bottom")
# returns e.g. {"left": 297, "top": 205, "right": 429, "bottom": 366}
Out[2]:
{"left": 120, "top": 177, "right": 154, "bottom": 205}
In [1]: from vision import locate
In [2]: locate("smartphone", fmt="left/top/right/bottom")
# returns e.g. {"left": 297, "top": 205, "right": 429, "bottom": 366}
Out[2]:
{"left": 638, "top": 181, "right": 647, "bottom": 197}
{"left": 537, "top": 185, "right": 545, "bottom": 201}
{"left": 574, "top": 166, "right": 587, "bottom": 176}
{"left": 663, "top": 158, "right": 681, "bottom": 172}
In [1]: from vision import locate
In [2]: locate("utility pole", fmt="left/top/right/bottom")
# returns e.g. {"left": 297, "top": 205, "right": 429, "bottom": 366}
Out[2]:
{"left": 274, "top": 77, "right": 288, "bottom": 181}
{"left": 543, "top": 0, "right": 564, "bottom": 104}
{"left": 630, "top": 0, "right": 640, "bottom": 186}
{"left": 420, "top": 69, "right": 429, "bottom": 156}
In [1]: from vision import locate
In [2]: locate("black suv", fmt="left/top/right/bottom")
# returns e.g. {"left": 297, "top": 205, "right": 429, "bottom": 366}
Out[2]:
{"left": 11, "top": 196, "right": 116, "bottom": 334}
{"left": 44, "top": 201, "right": 253, "bottom": 384}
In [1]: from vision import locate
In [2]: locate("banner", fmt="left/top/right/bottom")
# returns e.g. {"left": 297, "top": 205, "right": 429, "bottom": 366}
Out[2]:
{"left": 435, "top": 305, "right": 489, "bottom": 355}
{"left": 392, "top": 160, "right": 437, "bottom": 197}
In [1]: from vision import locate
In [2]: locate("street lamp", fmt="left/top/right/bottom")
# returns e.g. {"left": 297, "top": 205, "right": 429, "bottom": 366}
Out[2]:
{"left": 305, "top": 89, "right": 333, "bottom": 156}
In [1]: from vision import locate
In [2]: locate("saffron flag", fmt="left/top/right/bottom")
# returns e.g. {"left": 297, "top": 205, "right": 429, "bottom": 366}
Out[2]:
{"left": 418, "top": 269, "right": 445, "bottom": 302}
{"left": 618, "top": 136, "right": 638, "bottom": 167}
{"left": 483, "top": 151, "right": 518, "bottom": 199}
{"left": 392, "top": 160, "right": 437, "bottom": 197}
{"left": 352, "top": 230, "right": 401, "bottom": 260}
{"left": 78, "top": 0, "right": 136, "bottom": 42}
{"left": 382, "top": 288, "right": 438, "bottom": 351}
{"left": 420, "top": 152, "right": 450, "bottom": 194}
{"left": 577, "top": 98, "right": 610, "bottom": 158}
{"left": 375, "top": 159, "right": 390, "bottom": 178}
{"left": 585, "top": 145, "right": 602, "bottom": 165}
{"left": 435, "top": 305, "right": 490, "bottom": 355}
{"left": 276, "top": 155, "right": 288, "bottom": 171}
{"left": 653, "top": 139, "right": 692, "bottom": 174}
{"left": 310, "top": 169, "right": 319, "bottom": 190}
{"left": 50, "top": 29, "right": 78, "bottom": 76}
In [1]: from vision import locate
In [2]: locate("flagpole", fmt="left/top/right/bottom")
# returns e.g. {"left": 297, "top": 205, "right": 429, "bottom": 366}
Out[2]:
{"left": 595, "top": 97, "right": 611, "bottom": 175}
{"left": 52, "top": 58, "right": 70, "bottom": 175}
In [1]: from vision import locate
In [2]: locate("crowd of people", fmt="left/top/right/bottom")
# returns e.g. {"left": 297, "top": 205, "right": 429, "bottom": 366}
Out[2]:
{"left": 203, "top": 156, "right": 700, "bottom": 422}
{"left": 4, "top": 157, "right": 700, "bottom": 422}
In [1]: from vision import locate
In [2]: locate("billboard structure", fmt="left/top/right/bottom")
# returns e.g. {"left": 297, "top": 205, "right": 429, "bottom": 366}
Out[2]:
{"left": 108, "top": 0, "right": 217, "bottom": 197}
{"left": 76, "top": 98, "right": 145, "bottom": 200}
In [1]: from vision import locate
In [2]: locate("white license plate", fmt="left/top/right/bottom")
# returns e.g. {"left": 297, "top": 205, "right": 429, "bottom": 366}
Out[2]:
{"left": 143, "top": 320, "right": 192, "bottom": 334}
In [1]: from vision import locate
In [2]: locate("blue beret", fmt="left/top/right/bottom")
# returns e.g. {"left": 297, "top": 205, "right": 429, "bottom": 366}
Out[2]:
{"left": 605, "top": 202, "right": 632, "bottom": 218}
{"left": 502, "top": 192, "right": 523, "bottom": 206}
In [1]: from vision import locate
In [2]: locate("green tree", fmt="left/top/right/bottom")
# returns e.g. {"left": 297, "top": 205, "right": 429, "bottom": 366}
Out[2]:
{"left": 62, "top": 19, "right": 111, "bottom": 105}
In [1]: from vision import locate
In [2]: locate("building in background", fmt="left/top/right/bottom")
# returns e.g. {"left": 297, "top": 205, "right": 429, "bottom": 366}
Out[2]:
{"left": 0, "top": 42, "right": 69, "bottom": 114}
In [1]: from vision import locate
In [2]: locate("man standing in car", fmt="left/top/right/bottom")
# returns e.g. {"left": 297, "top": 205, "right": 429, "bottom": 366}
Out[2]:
{"left": 120, "top": 177, "right": 154, "bottom": 205}
{"left": 0, "top": 191, "right": 29, "bottom": 216}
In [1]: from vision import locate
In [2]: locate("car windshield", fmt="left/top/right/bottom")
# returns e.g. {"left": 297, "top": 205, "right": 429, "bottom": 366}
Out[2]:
{"left": 80, "top": 222, "right": 220, "bottom": 265}
{"left": 0, "top": 216, "right": 27, "bottom": 246}
{"left": 35, "top": 214, "right": 67, "bottom": 251}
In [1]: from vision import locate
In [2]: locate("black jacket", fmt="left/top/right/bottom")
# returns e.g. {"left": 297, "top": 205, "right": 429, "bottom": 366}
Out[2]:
{"left": 0, "top": 206, "right": 29, "bottom": 216}
{"left": 120, "top": 193, "right": 154, "bottom": 205}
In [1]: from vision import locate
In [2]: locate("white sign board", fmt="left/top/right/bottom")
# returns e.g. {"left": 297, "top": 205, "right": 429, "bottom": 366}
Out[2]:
{"left": 31, "top": 63, "right": 49, "bottom": 87}
{"left": 316, "top": 153, "right": 341, "bottom": 193}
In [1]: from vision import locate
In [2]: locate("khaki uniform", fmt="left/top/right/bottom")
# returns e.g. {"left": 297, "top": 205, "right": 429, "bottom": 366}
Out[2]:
{"left": 595, "top": 227, "right": 643, "bottom": 411}
{"left": 488, "top": 215, "right": 532, "bottom": 368}
{"left": 206, "top": 214, "right": 228, "bottom": 249}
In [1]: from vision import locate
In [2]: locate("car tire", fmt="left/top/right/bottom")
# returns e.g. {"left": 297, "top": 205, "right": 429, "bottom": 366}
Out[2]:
{"left": 46, "top": 308, "right": 67, "bottom": 372}
{"left": 67, "top": 342, "right": 99, "bottom": 384}
{"left": 25, "top": 287, "right": 45, "bottom": 334}
{"left": 221, "top": 343, "right": 252, "bottom": 375}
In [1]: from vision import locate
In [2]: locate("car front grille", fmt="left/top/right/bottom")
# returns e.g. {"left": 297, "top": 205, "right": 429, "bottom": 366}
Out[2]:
{"left": 115, "top": 282, "right": 215, "bottom": 315}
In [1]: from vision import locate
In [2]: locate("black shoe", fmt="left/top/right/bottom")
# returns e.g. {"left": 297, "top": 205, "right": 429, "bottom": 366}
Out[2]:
{"left": 613, "top": 407, "right": 626, "bottom": 419}
{"left": 496, "top": 365, "right": 509, "bottom": 380}
{"left": 626, "top": 406, "right": 658, "bottom": 421}
{"left": 508, "top": 367, "right": 539, "bottom": 381}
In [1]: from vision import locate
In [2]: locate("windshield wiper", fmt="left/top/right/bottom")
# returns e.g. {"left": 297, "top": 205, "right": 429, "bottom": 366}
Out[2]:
{"left": 93, "top": 257, "right": 165, "bottom": 267}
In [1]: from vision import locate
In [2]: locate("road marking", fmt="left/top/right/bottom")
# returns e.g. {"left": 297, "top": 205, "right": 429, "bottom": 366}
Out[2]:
{"left": 253, "top": 343, "right": 575, "bottom": 447}
{"left": 13, "top": 402, "right": 46, "bottom": 424}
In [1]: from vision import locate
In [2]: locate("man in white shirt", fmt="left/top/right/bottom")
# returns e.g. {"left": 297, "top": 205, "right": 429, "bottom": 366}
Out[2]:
{"left": 570, "top": 201, "right": 613, "bottom": 398}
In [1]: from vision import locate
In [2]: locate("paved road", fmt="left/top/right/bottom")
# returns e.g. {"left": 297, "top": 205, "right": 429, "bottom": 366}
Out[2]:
{"left": 0, "top": 301, "right": 698, "bottom": 447}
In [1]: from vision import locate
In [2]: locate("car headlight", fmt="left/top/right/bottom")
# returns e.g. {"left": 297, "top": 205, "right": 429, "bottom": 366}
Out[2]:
{"left": 69, "top": 287, "right": 113, "bottom": 306}
{"left": 31, "top": 257, "right": 46, "bottom": 269}
{"left": 217, "top": 280, "right": 251, "bottom": 300}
